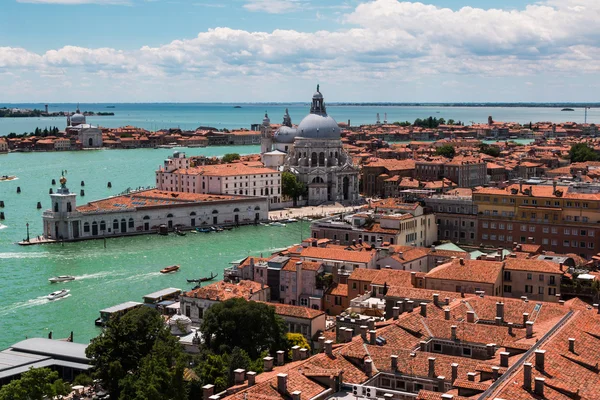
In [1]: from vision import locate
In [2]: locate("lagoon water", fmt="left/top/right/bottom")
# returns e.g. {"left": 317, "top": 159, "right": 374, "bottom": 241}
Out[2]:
{"left": 0, "top": 145, "right": 316, "bottom": 349}
{"left": 1, "top": 103, "right": 598, "bottom": 135}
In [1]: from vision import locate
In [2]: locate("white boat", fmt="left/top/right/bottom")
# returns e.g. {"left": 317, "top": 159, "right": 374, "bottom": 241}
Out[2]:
{"left": 271, "top": 222, "right": 287, "bottom": 227}
{"left": 47, "top": 289, "right": 70, "bottom": 301}
{"left": 284, "top": 218, "right": 298, "bottom": 223}
{"left": 48, "top": 275, "right": 75, "bottom": 283}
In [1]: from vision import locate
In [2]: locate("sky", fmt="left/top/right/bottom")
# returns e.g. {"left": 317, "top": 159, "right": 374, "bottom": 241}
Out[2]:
{"left": 1, "top": 0, "right": 599, "bottom": 103}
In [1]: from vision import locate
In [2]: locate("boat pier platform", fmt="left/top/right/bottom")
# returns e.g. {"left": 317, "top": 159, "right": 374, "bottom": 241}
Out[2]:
{"left": 18, "top": 236, "right": 56, "bottom": 246}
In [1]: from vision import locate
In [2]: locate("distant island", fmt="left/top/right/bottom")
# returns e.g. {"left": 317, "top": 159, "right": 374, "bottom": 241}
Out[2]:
{"left": 562, "top": 108, "right": 575, "bottom": 111}
{"left": 0, "top": 107, "right": 114, "bottom": 118}
{"left": 330, "top": 102, "right": 598, "bottom": 108}
{"left": 233, "top": 106, "right": 242, "bottom": 109}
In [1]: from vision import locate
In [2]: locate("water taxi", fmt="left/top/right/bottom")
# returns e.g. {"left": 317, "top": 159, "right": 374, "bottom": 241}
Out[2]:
{"left": 48, "top": 275, "right": 75, "bottom": 283}
{"left": 160, "top": 265, "right": 180, "bottom": 274}
{"left": 271, "top": 222, "right": 287, "bottom": 227}
{"left": 0, "top": 175, "right": 17, "bottom": 182}
{"left": 47, "top": 289, "right": 70, "bottom": 301}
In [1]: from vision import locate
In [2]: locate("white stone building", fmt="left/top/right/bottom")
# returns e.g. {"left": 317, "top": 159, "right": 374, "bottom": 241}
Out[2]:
{"left": 66, "top": 108, "right": 102, "bottom": 148}
{"left": 260, "top": 86, "right": 360, "bottom": 206}
{"left": 156, "top": 152, "right": 283, "bottom": 207}
{"left": 42, "top": 177, "right": 268, "bottom": 241}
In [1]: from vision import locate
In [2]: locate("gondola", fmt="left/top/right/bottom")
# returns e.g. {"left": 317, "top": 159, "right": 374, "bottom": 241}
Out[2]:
{"left": 186, "top": 272, "right": 217, "bottom": 283}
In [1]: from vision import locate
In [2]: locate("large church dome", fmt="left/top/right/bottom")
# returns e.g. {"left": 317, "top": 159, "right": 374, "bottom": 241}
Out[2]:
{"left": 297, "top": 85, "right": 340, "bottom": 140}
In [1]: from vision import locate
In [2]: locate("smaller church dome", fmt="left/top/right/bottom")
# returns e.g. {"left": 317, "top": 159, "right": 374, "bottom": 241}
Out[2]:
{"left": 274, "top": 126, "right": 297, "bottom": 144}
{"left": 262, "top": 112, "right": 270, "bottom": 126}
{"left": 71, "top": 113, "right": 86, "bottom": 125}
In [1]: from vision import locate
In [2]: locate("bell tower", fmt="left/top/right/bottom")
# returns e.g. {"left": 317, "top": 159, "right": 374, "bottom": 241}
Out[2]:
{"left": 45, "top": 176, "right": 78, "bottom": 240}
{"left": 260, "top": 111, "right": 273, "bottom": 155}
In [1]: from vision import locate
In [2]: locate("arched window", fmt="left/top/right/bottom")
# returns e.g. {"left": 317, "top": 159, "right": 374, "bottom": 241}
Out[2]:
{"left": 143, "top": 215, "right": 150, "bottom": 220}
{"left": 67, "top": 203, "right": 72, "bottom": 212}
{"left": 254, "top": 206, "right": 261, "bottom": 210}
{"left": 91, "top": 221, "right": 98, "bottom": 235}
{"left": 212, "top": 210, "right": 219, "bottom": 214}
{"left": 319, "top": 152, "right": 325, "bottom": 166}
{"left": 128, "top": 218, "right": 134, "bottom": 228}
{"left": 234, "top": 208, "right": 240, "bottom": 212}
{"left": 113, "top": 219, "right": 118, "bottom": 229}
{"left": 83, "top": 222, "right": 90, "bottom": 233}
{"left": 311, "top": 152, "right": 318, "bottom": 167}
{"left": 202, "top": 182, "right": 205, "bottom": 190}
{"left": 167, "top": 214, "right": 174, "bottom": 218}
{"left": 100, "top": 221, "right": 106, "bottom": 230}
{"left": 190, "top": 212, "right": 197, "bottom": 216}
{"left": 312, "top": 176, "right": 324, "bottom": 184}
{"left": 54, "top": 203, "right": 59, "bottom": 212}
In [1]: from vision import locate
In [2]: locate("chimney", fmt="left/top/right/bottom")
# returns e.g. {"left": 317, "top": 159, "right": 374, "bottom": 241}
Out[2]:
{"left": 496, "top": 302, "right": 504, "bottom": 322}
{"left": 487, "top": 343, "right": 496, "bottom": 358}
{"left": 325, "top": 340, "right": 333, "bottom": 356}
{"left": 569, "top": 338, "right": 575, "bottom": 353}
{"left": 234, "top": 369, "right": 246, "bottom": 385}
{"left": 364, "top": 359, "right": 373, "bottom": 376}
{"left": 559, "top": 262, "right": 564, "bottom": 271}
{"left": 397, "top": 301, "right": 405, "bottom": 314}
{"left": 407, "top": 301, "right": 414, "bottom": 312}
{"left": 277, "top": 350, "right": 285, "bottom": 366}
{"left": 263, "top": 356, "right": 274, "bottom": 372}
{"left": 508, "top": 322, "right": 514, "bottom": 336}
{"left": 522, "top": 313, "right": 529, "bottom": 326}
{"left": 392, "top": 307, "right": 400, "bottom": 320}
{"left": 343, "top": 328, "right": 352, "bottom": 343}
{"left": 318, "top": 336, "right": 326, "bottom": 351}
{"left": 369, "top": 330, "right": 377, "bottom": 345}
{"left": 445, "top": 308, "right": 451, "bottom": 320}
{"left": 437, "top": 376, "right": 445, "bottom": 393}
{"left": 247, "top": 371, "right": 256, "bottom": 387}
{"left": 534, "top": 377, "right": 545, "bottom": 396}
{"left": 445, "top": 297, "right": 450, "bottom": 305}
{"left": 300, "top": 348, "right": 308, "bottom": 360}
{"left": 526, "top": 321, "right": 534, "bottom": 338}
{"left": 467, "top": 372, "right": 476, "bottom": 382}
{"left": 410, "top": 271, "right": 417, "bottom": 286}
{"left": 420, "top": 302, "right": 427, "bottom": 317}
{"left": 433, "top": 293, "right": 439, "bottom": 306}
{"left": 523, "top": 363, "right": 532, "bottom": 391}
{"left": 495, "top": 317, "right": 502, "bottom": 325}
{"left": 535, "top": 349, "right": 545, "bottom": 371}
{"left": 467, "top": 311, "right": 475, "bottom": 323}
{"left": 368, "top": 318, "right": 376, "bottom": 330}
{"left": 292, "top": 391, "right": 301, "bottom": 400}
{"left": 500, "top": 352, "right": 510, "bottom": 368}
{"left": 360, "top": 325, "right": 368, "bottom": 341}
{"left": 492, "top": 366, "right": 500, "bottom": 381}
{"left": 428, "top": 357, "right": 436, "bottom": 377}
{"left": 292, "top": 346, "right": 301, "bottom": 361}
{"left": 277, "top": 374, "right": 288, "bottom": 395}
{"left": 391, "top": 355, "right": 398, "bottom": 370}
{"left": 451, "top": 363, "right": 459, "bottom": 383}
{"left": 202, "top": 384, "right": 214, "bottom": 400}
{"left": 459, "top": 257, "right": 465, "bottom": 265}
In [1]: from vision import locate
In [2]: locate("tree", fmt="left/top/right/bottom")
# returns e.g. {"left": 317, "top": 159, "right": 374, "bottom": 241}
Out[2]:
{"left": 436, "top": 144, "right": 456, "bottom": 159}
{"left": 569, "top": 143, "right": 599, "bottom": 163}
{"left": 222, "top": 153, "right": 240, "bottom": 163}
{"left": 0, "top": 367, "right": 70, "bottom": 400}
{"left": 286, "top": 333, "right": 311, "bottom": 360}
{"left": 281, "top": 171, "right": 306, "bottom": 206}
{"left": 479, "top": 143, "right": 501, "bottom": 157}
{"left": 86, "top": 307, "right": 186, "bottom": 399}
{"left": 201, "top": 298, "right": 288, "bottom": 359}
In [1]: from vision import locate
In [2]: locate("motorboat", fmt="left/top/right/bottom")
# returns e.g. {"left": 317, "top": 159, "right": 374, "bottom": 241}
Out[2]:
{"left": 0, "top": 175, "right": 17, "bottom": 182}
{"left": 47, "top": 289, "right": 70, "bottom": 301}
{"left": 284, "top": 218, "right": 298, "bottom": 223}
{"left": 196, "top": 227, "right": 211, "bottom": 233}
{"left": 271, "top": 222, "right": 287, "bottom": 227}
{"left": 160, "top": 265, "right": 180, "bottom": 274}
{"left": 175, "top": 229, "right": 186, "bottom": 236}
{"left": 48, "top": 275, "right": 75, "bottom": 283}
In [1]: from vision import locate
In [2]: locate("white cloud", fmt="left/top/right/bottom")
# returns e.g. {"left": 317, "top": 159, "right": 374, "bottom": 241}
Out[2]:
{"left": 2, "top": 0, "right": 600, "bottom": 101}
{"left": 243, "top": 0, "right": 305, "bottom": 14}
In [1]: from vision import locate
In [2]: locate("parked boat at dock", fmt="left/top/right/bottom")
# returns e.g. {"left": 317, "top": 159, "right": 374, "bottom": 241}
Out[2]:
{"left": 47, "top": 289, "right": 70, "bottom": 301}
{"left": 48, "top": 275, "right": 75, "bottom": 283}
{"left": 160, "top": 265, "right": 180, "bottom": 274}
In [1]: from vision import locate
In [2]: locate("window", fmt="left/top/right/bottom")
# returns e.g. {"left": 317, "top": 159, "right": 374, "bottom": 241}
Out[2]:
{"left": 504, "top": 271, "right": 511, "bottom": 281}
{"left": 300, "top": 298, "right": 308, "bottom": 306}
{"left": 507, "top": 224, "right": 513, "bottom": 230}
{"left": 551, "top": 227, "right": 558, "bottom": 234}
{"left": 482, "top": 222, "right": 489, "bottom": 228}
{"left": 564, "top": 240, "right": 570, "bottom": 247}
{"left": 542, "top": 239, "right": 549, "bottom": 245}
{"left": 527, "top": 273, "right": 532, "bottom": 280}
{"left": 482, "top": 234, "right": 489, "bottom": 240}
{"left": 538, "top": 287, "right": 544, "bottom": 294}
{"left": 590, "top": 243, "right": 595, "bottom": 249}
{"left": 529, "top": 226, "right": 535, "bottom": 232}
{"left": 521, "top": 225, "right": 527, "bottom": 231}
{"left": 433, "top": 343, "right": 442, "bottom": 352}
{"left": 352, "top": 282, "right": 357, "bottom": 290}
{"left": 462, "top": 348, "right": 472, "bottom": 357}
{"left": 491, "top": 223, "right": 497, "bottom": 229}
{"left": 83, "top": 222, "right": 90, "bottom": 233}
{"left": 499, "top": 223, "right": 505, "bottom": 229}
{"left": 280, "top": 285, "right": 285, "bottom": 292}
{"left": 551, "top": 239, "right": 557, "bottom": 246}
{"left": 504, "top": 285, "right": 512, "bottom": 293}
{"left": 550, "top": 276, "right": 555, "bottom": 285}
{"left": 525, "top": 285, "right": 533, "bottom": 294}
{"left": 543, "top": 227, "right": 549, "bottom": 233}
{"left": 548, "top": 287, "right": 557, "bottom": 296}
{"left": 113, "top": 219, "right": 119, "bottom": 229}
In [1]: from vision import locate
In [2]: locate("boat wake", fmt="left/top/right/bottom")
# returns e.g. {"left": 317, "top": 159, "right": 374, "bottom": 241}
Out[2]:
{"left": 0, "top": 224, "right": 7, "bottom": 230}
{"left": 0, "top": 296, "right": 49, "bottom": 316}
{"left": 76, "top": 271, "right": 114, "bottom": 280}
{"left": 0, "top": 252, "right": 47, "bottom": 259}
{"left": 124, "top": 271, "right": 162, "bottom": 282}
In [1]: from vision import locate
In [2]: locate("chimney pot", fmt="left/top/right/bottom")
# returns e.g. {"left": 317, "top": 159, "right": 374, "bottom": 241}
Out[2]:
{"left": 391, "top": 354, "right": 398, "bottom": 370}
{"left": 369, "top": 330, "right": 377, "bottom": 345}
{"left": 277, "top": 374, "right": 288, "bottom": 395}
{"left": 433, "top": 293, "right": 439, "bottom": 305}
{"left": 428, "top": 357, "right": 436, "bottom": 377}
{"left": 234, "top": 369, "right": 246, "bottom": 385}
{"left": 263, "top": 356, "right": 274, "bottom": 372}
{"left": 451, "top": 363, "right": 459, "bottom": 383}
{"left": 277, "top": 350, "right": 285, "bottom": 366}
{"left": 202, "top": 384, "right": 215, "bottom": 400}
{"left": 360, "top": 325, "right": 368, "bottom": 341}
{"left": 496, "top": 302, "right": 504, "bottom": 321}
{"left": 300, "top": 348, "right": 308, "bottom": 359}
{"left": 397, "top": 301, "right": 405, "bottom": 314}
{"left": 467, "top": 311, "right": 475, "bottom": 323}
{"left": 420, "top": 302, "right": 427, "bottom": 317}
{"left": 451, "top": 325, "right": 457, "bottom": 341}
{"left": 467, "top": 372, "right": 476, "bottom": 382}
{"left": 437, "top": 376, "right": 445, "bottom": 392}
{"left": 247, "top": 371, "right": 256, "bottom": 387}
{"left": 407, "top": 300, "right": 414, "bottom": 312}
{"left": 508, "top": 322, "right": 514, "bottom": 336}
{"left": 318, "top": 336, "right": 326, "bottom": 351}
{"left": 492, "top": 366, "right": 500, "bottom": 381}
{"left": 392, "top": 306, "right": 400, "bottom": 320}
{"left": 569, "top": 338, "right": 576, "bottom": 353}
{"left": 535, "top": 349, "right": 545, "bottom": 371}
{"left": 522, "top": 313, "right": 529, "bottom": 326}
{"left": 500, "top": 352, "right": 510, "bottom": 368}
{"left": 523, "top": 363, "right": 532, "bottom": 391}
{"left": 292, "top": 391, "right": 301, "bottom": 400}
{"left": 444, "top": 308, "right": 451, "bottom": 320}
{"left": 526, "top": 321, "right": 534, "bottom": 338}
{"left": 364, "top": 359, "right": 373, "bottom": 376}
{"left": 534, "top": 377, "right": 545, "bottom": 396}
{"left": 324, "top": 340, "right": 333, "bottom": 356}
{"left": 292, "top": 346, "right": 301, "bottom": 361}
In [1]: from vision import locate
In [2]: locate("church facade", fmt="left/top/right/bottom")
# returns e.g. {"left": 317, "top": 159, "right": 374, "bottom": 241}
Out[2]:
{"left": 66, "top": 108, "right": 103, "bottom": 148}
{"left": 260, "top": 87, "right": 360, "bottom": 206}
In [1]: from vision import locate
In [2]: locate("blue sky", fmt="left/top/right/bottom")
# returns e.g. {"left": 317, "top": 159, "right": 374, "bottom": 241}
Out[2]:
{"left": 1, "top": 0, "right": 599, "bottom": 102}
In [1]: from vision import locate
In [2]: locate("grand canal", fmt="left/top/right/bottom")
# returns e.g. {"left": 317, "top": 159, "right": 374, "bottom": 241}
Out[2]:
{"left": 0, "top": 145, "right": 310, "bottom": 348}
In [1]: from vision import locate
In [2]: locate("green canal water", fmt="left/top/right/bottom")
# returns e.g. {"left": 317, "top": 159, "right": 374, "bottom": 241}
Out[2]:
{"left": 0, "top": 146, "right": 310, "bottom": 349}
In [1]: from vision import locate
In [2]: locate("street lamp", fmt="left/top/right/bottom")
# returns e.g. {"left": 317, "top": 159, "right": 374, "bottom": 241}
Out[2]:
{"left": 26, "top": 222, "right": 30, "bottom": 242}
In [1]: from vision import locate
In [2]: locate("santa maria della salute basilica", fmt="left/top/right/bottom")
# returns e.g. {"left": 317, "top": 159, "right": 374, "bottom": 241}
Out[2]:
{"left": 260, "top": 86, "right": 360, "bottom": 206}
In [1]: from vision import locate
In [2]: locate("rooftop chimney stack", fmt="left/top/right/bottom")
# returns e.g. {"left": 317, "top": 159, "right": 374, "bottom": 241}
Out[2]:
{"left": 523, "top": 313, "right": 529, "bottom": 326}
{"left": 277, "top": 374, "right": 288, "bottom": 395}
{"left": 364, "top": 359, "right": 373, "bottom": 376}
{"left": 500, "top": 352, "right": 510, "bottom": 368}
{"left": 407, "top": 300, "right": 414, "bottom": 312}
{"left": 324, "top": 340, "right": 333, "bottom": 356}
{"left": 569, "top": 338, "right": 575, "bottom": 353}
{"left": 263, "top": 356, "right": 274, "bottom": 372}
{"left": 437, "top": 376, "right": 445, "bottom": 393}
{"left": 433, "top": 293, "right": 439, "bottom": 306}
{"left": 492, "top": 366, "right": 500, "bottom": 381}
{"left": 534, "top": 377, "right": 545, "bottom": 396}
{"left": 420, "top": 341, "right": 427, "bottom": 352}
{"left": 318, "top": 336, "right": 326, "bottom": 351}
{"left": 487, "top": 343, "right": 496, "bottom": 358}
{"left": 467, "top": 372, "right": 476, "bottom": 382}
{"left": 292, "top": 346, "right": 300, "bottom": 361}
{"left": 526, "top": 321, "right": 534, "bottom": 338}
{"left": 535, "top": 350, "right": 545, "bottom": 371}
{"left": 523, "top": 363, "right": 532, "bottom": 391}
{"left": 451, "top": 363, "right": 459, "bottom": 383}
{"left": 234, "top": 369, "right": 246, "bottom": 385}
{"left": 392, "top": 307, "right": 400, "bottom": 320}
{"left": 445, "top": 308, "right": 451, "bottom": 320}
{"left": 428, "top": 357, "right": 436, "bottom": 377}
{"left": 292, "top": 391, "right": 301, "bottom": 400}
{"left": 391, "top": 355, "right": 398, "bottom": 371}
{"left": 467, "top": 311, "right": 475, "bottom": 323}
{"left": 202, "top": 384, "right": 214, "bottom": 400}
{"left": 369, "top": 330, "right": 377, "bottom": 345}
{"left": 451, "top": 325, "right": 457, "bottom": 341}
{"left": 420, "top": 302, "right": 427, "bottom": 317}
{"left": 496, "top": 302, "right": 504, "bottom": 322}
{"left": 277, "top": 350, "right": 285, "bottom": 366}
{"left": 397, "top": 301, "right": 405, "bottom": 314}
{"left": 300, "top": 348, "right": 308, "bottom": 360}
{"left": 360, "top": 325, "right": 368, "bottom": 341}
{"left": 247, "top": 371, "right": 256, "bottom": 387}
{"left": 508, "top": 322, "right": 514, "bottom": 336}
